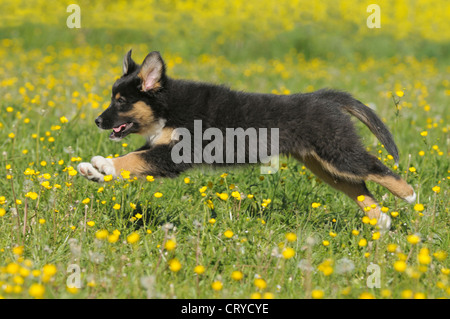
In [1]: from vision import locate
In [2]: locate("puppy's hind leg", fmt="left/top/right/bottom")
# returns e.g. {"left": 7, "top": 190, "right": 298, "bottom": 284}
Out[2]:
{"left": 297, "top": 153, "right": 391, "bottom": 230}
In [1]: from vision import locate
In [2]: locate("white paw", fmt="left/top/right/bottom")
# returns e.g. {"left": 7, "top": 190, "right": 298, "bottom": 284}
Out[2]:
{"left": 91, "top": 156, "right": 116, "bottom": 176}
{"left": 77, "top": 156, "right": 116, "bottom": 182}
{"left": 404, "top": 191, "right": 416, "bottom": 204}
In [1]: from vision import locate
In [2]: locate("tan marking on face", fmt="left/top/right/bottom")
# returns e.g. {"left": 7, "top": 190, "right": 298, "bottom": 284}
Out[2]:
{"left": 115, "top": 93, "right": 121, "bottom": 100}
{"left": 112, "top": 151, "right": 149, "bottom": 177}
{"left": 118, "top": 101, "right": 159, "bottom": 135}
{"left": 152, "top": 127, "right": 175, "bottom": 146}
{"left": 367, "top": 174, "right": 414, "bottom": 199}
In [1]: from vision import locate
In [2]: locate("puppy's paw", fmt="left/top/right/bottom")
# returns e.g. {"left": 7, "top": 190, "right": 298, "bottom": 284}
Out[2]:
{"left": 91, "top": 156, "right": 116, "bottom": 176}
{"left": 77, "top": 156, "right": 116, "bottom": 183}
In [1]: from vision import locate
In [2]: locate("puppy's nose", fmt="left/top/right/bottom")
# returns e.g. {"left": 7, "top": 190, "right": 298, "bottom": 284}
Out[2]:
{"left": 95, "top": 117, "right": 102, "bottom": 127}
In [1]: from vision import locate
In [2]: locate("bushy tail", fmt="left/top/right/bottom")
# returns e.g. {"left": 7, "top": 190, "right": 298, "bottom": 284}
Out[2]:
{"left": 341, "top": 99, "right": 399, "bottom": 165}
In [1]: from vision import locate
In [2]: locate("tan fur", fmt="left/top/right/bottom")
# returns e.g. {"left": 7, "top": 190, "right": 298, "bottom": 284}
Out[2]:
{"left": 119, "top": 101, "right": 157, "bottom": 135}
{"left": 152, "top": 127, "right": 175, "bottom": 146}
{"left": 308, "top": 151, "right": 363, "bottom": 182}
{"left": 297, "top": 153, "right": 383, "bottom": 219}
{"left": 112, "top": 151, "right": 149, "bottom": 176}
{"left": 115, "top": 93, "right": 121, "bottom": 100}
{"left": 367, "top": 174, "right": 415, "bottom": 199}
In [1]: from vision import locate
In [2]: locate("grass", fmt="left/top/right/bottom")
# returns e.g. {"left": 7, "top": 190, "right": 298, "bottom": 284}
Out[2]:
{"left": 0, "top": 0, "right": 449, "bottom": 299}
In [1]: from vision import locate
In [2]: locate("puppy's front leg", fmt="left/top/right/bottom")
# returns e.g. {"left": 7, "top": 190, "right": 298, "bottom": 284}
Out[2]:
{"left": 77, "top": 150, "right": 149, "bottom": 182}
{"left": 78, "top": 146, "right": 188, "bottom": 182}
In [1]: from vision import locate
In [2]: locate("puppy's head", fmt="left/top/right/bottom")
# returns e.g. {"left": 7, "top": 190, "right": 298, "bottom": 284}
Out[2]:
{"left": 95, "top": 50, "right": 167, "bottom": 141}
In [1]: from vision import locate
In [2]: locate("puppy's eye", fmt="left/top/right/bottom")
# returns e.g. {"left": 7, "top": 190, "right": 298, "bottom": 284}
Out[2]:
{"left": 118, "top": 97, "right": 126, "bottom": 103}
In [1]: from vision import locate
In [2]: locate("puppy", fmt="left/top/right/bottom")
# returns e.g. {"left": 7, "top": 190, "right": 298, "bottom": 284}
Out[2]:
{"left": 78, "top": 50, "right": 416, "bottom": 230}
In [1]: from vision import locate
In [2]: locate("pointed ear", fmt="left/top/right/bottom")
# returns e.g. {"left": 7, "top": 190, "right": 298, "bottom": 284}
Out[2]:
{"left": 138, "top": 51, "right": 165, "bottom": 92}
{"left": 122, "top": 49, "right": 137, "bottom": 75}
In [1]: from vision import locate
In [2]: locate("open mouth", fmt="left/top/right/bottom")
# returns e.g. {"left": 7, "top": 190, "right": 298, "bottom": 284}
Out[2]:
{"left": 109, "top": 122, "right": 133, "bottom": 140}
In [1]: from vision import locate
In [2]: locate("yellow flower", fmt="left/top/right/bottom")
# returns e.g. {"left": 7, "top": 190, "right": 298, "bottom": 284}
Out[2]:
{"left": 357, "top": 195, "right": 365, "bottom": 202}
{"left": 146, "top": 175, "right": 155, "bottom": 182}
{"left": 154, "top": 192, "right": 163, "bottom": 198}
{"left": 165, "top": 239, "right": 177, "bottom": 251}
{"left": 12, "top": 246, "right": 24, "bottom": 255}
{"left": 113, "top": 203, "right": 121, "bottom": 210}
{"left": 95, "top": 229, "right": 109, "bottom": 240}
{"left": 372, "top": 232, "right": 381, "bottom": 240}
{"left": 194, "top": 265, "right": 205, "bottom": 275}
{"left": 43, "top": 264, "right": 57, "bottom": 277}
{"left": 387, "top": 244, "right": 398, "bottom": 253}
{"left": 414, "top": 292, "right": 426, "bottom": 299}
{"left": 409, "top": 167, "right": 416, "bottom": 173}
{"left": 381, "top": 289, "right": 392, "bottom": 298}
{"left": 29, "top": 283, "right": 45, "bottom": 298}
{"left": 211, "top": 281, "right": 223, "bottom": 291}
{"left": 401, "top": 290, "right": 413, "bottom": 299}
{"left": 418, "top": 248, "right": 431, "bottom": 265}
{"left": 107, "top": 234, "right": 119, "bottom": 243}
{"left": 433, "top": 250, "right": 447, "bottom": 261}
{"left": 120, "top": 170, "right": 131, "bottom": 179}
{"left": 407, "top": 234, "right": 421, "bottom": 244}
{"left": 103, "top": 174, "right": 112, "bottom": 181}
{"left": 393, "top": 260, "right": 407, "bottom": 272}
{"left": 322, "top": 240, "right": 330, "bottom": 247}
{"left": 254, "top": 278, "right": 267, "bottom": 290}
{"left": 127, "top": 232, "right": 140, "bottom": 244}
{"left": 82, "top": 198, "right": 90, "bottom": 205}
{"left": 420, "top": 131, "right": 428, "bottom": 137}
{"left": 217, "top": 192, "right": 229, "bottom": 201}
{"left": 432, "top": 186, "right": 440, "bottom": 193}
{"left": 285, "top": 232, "right": 297, "bottom": 242}
{"left": 250, "top": 292, "right": 262, "bottom": 299}
{"left": 224, "top": 230, "right": 234, "bottom": 238}
{"left": 317, "top": 259, "right": 333, "bottom": 276}
{"left": 263, "top": 292, "right": 274, "bottom": 299}
{"left": 358, "top": 238, "right": 367, "bottom": 247}
{"left": 311, "top": 202, "right": 321, "bottom": 208}
{"left": 231, "top": 270, "right": 243, "bottom": 281}
{"left": 8, "top": 132, "right": 15, "bottom": 139}
{"left": 86, "top": 220, "right": 95, "bottom": 227}
{"left": 351, "top": 229, "right": 360, "bottom": 236}
{"left": 184, "top": 177, "right": 190, "bottom": 184}
{"left": 25, "top": 192, "right": 38, "bottom": 200}
{"left": 60, "top": 116, "right": 69, "bottom": 123}
{"left": 391, "top": 211, "right": 399, "bottom": 217}
{"left": 169, "top": 258, "right": 182, "bottom": 272}
{"left": 209, "top": 218, "right": 216, "bottom": 225}
{"left": 395, "top": 90, "right": 404, "bottom": 97}
{"left": 311, "top": 289, "right": 324, "bottom": 299}
{"left": 282, "top": 247, "right": 295, "bottom": 259}
{"left": 359, "top": 292, "right": 375, "bottom": 299}
{"left": 231, "top": 191, "right": 241, "bottom": 200}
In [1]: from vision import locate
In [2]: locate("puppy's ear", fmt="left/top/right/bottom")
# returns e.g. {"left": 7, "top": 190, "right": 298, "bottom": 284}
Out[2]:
{"left": 122, "top": 49, "right": 137, "bottom": 75}
{"left": 138, "top": 51, "right": 165, "bottom": 92}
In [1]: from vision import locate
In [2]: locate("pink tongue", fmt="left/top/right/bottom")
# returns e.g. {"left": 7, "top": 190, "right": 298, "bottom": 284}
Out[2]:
{"left": 113, "top": 124, "right": 127, "bottom": 133}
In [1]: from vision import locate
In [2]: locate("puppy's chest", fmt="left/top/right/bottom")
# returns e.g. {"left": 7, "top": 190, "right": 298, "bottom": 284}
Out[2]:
{"left": 145, "top": 118, "right": 167, "bottom": 145}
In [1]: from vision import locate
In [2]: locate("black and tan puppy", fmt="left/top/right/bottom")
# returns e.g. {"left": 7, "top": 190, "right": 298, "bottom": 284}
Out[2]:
{"left": 78, "top": 50, "right": 416, "bottom": 230}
